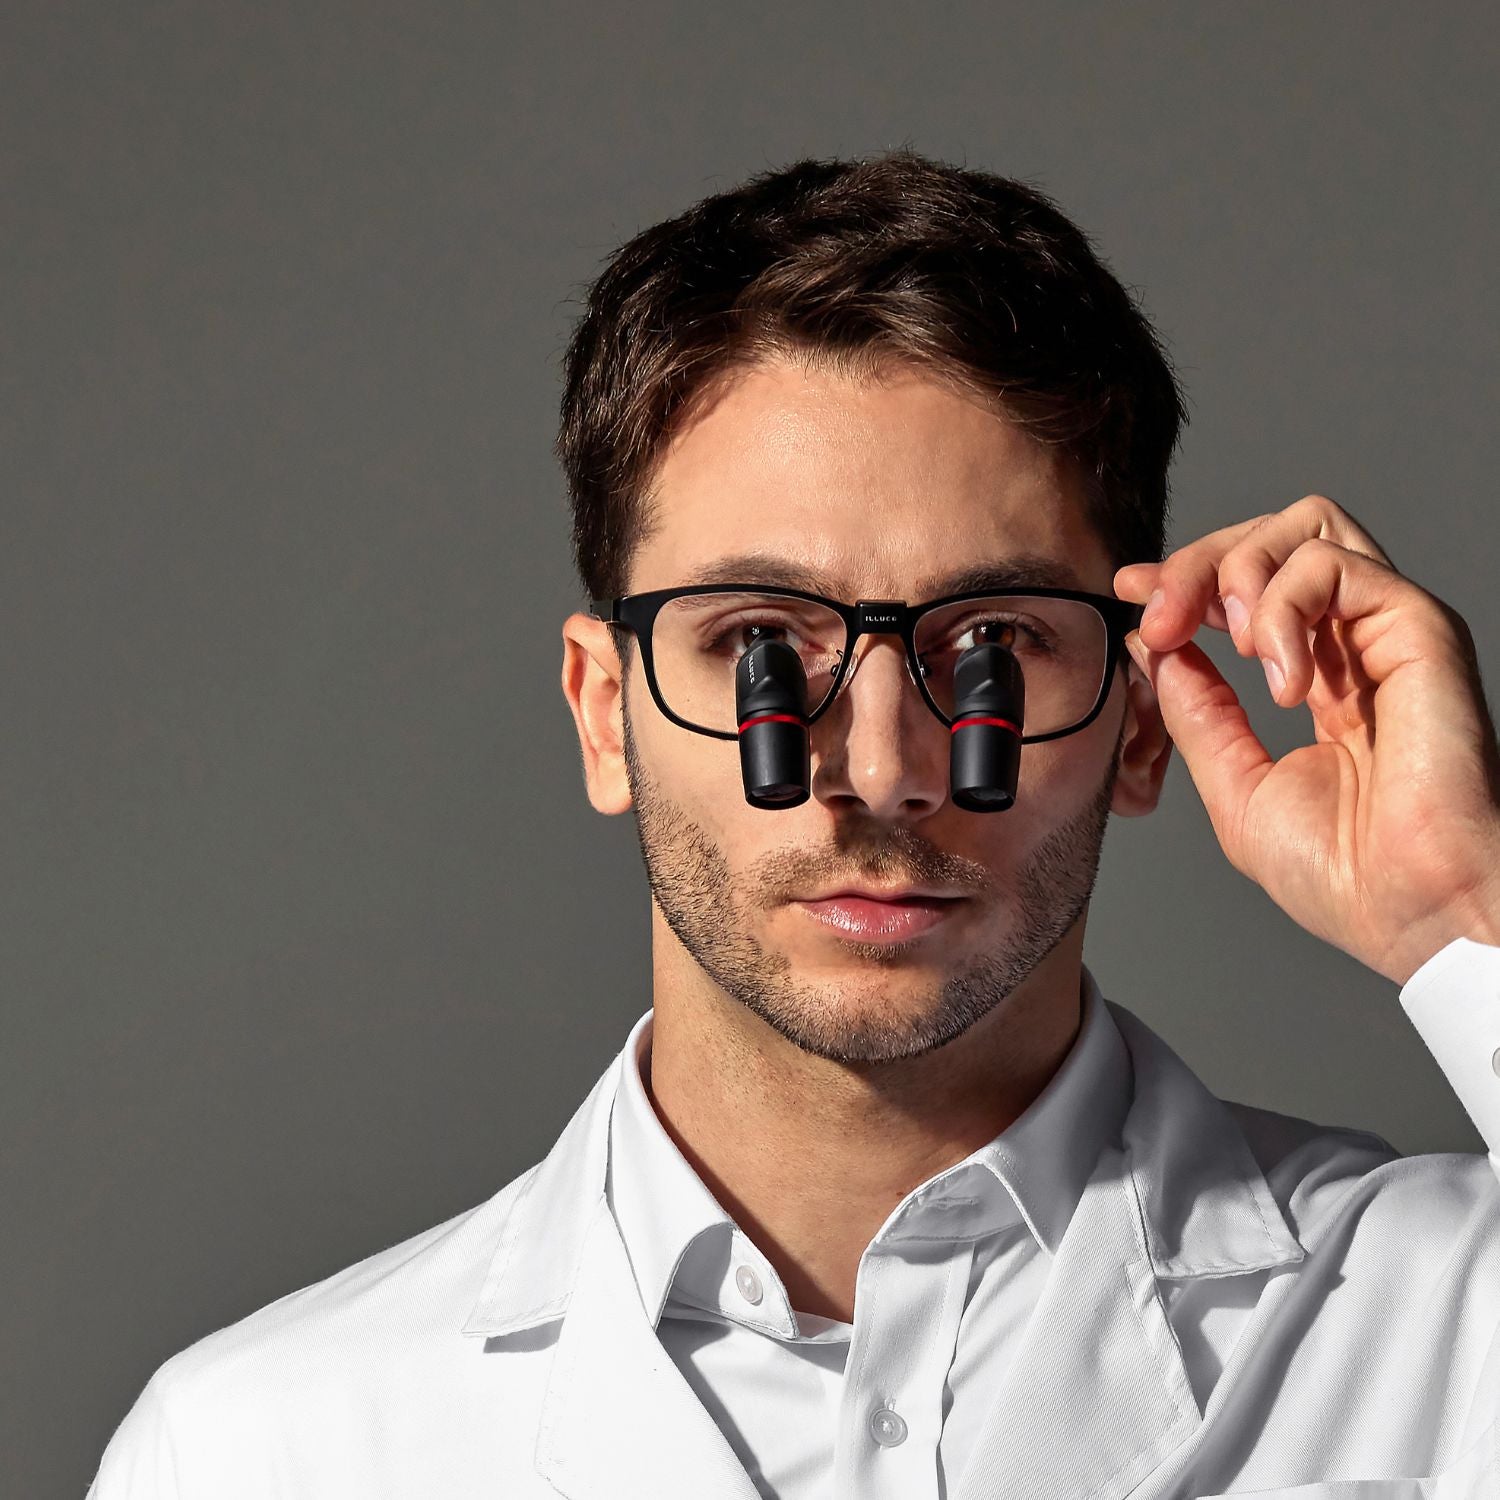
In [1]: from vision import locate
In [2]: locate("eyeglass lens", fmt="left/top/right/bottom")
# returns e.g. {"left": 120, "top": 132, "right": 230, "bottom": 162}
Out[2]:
{"left": 648, "top": 590, "right": 1109, "bottom": 735}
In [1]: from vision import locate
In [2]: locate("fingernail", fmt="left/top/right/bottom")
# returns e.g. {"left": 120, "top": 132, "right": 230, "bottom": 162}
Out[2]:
{"left": 1125, "top": 629, "right": 1150, "bottom": 674}
{"left": 1223, "top": 594, "right": 1249, "bottom": 645}
{"left": 1263, "top": 656, "right": 1285, "bottom": 700}
{"left": 1141, "top": 588, "right": 1166, "bottom": 630}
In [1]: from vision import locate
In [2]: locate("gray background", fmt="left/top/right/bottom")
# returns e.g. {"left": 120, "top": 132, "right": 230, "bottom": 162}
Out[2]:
{"left": 5, "top": 3, "right": 1496, "bottom": 1493}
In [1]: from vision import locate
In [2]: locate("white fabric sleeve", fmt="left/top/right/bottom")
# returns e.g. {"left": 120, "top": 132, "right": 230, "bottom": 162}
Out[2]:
{"left": 86, "top": 1369, "right": 182, "bottom": 1500}
{"left": 1398, "top": 934, "right": 1500, "bottom": 1184}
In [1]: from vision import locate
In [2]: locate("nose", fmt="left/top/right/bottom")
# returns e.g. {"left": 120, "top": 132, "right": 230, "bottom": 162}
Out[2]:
{"left": 810, "top": 633, "right": 950, "bottom": 822}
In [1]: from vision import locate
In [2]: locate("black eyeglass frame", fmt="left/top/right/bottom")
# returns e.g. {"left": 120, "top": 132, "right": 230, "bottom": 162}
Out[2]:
{"left": 590, "top": 584, "right": 1146, "bottom": 745}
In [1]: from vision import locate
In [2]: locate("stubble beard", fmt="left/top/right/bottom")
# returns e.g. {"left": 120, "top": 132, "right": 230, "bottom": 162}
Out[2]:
{"left": 620, "top": 670, "right": 1122, "bottom": 1067}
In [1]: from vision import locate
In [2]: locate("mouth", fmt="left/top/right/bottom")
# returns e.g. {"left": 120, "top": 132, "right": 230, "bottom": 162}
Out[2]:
{"left": 791, "top": 893, "right": 965, "bottom": 944}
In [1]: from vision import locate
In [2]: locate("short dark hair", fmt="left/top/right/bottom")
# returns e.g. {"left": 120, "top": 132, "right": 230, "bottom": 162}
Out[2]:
{"left": 557, "top": 149, "right": 1188, "bottom": 636}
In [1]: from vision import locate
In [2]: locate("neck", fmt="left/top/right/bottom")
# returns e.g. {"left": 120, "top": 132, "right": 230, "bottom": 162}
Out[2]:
{"left": 643, "top": 919, "right": 1086, "bottom": 1324}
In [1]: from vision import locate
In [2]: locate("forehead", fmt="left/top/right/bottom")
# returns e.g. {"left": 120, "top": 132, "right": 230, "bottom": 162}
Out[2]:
{"left": 630, "top": 356, "right": 1111, "bottom": 598}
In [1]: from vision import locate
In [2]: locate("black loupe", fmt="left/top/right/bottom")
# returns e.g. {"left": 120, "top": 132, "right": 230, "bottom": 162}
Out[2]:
{"left": 948, "top": 643, "right": 1025, "bottom": 812}
{"left": 735, "top": 640, "right": 810, "bottom": 808}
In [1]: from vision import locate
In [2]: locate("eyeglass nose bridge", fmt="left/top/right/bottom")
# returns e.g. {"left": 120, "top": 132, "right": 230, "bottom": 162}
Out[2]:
{"left": 828, "top": 598, "right": 931, "bottom": 712}
{"left": 854, "top": 600, "right": 907, "bottom": 632}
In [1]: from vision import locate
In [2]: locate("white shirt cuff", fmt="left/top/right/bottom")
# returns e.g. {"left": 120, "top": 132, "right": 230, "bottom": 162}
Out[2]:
{"left": 1399, "top": 935, "right": 1500, "bottom": 1177}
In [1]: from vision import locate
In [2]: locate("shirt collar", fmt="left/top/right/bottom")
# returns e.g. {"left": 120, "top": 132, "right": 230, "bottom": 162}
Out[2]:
{"left": 462, "top": 974, "right": 1307, "bottom": 1342}
{"left": 607, "top": 962, "right": 1133, "bottom": 1331}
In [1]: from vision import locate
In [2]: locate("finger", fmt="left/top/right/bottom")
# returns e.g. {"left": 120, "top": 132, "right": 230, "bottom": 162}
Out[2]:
{"left": 1217, "top": 509, "right": 1394, "bottom": 662}
{"left": 1114, "top": 512, "right": 1271, "bottom": 605}
{"left": 1128, "top": 630, "right": 1272, "bottom": 874}
{"left": 1115, "top": 565, "right": 1238, "bottom": 639}
{"left": 1247, "top": 537, "right": 1436, "bottom": 706}
{"left": 1120, "top": 495, "right": 1394, "bottom": 655}
{"left": 1118, "top": 534, "right": 1277, "bottom": 648}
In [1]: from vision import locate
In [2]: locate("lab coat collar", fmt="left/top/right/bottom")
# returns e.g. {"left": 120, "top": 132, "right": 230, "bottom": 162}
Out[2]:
{"left": 461, "top": 984, "right": 1307, "bottom": 1500}
{"left": 1110, "top": 999, "right": 1308, "bottom": 1279}
{"left": 610, "top": 962, "right": 1136, "bottom": 1334}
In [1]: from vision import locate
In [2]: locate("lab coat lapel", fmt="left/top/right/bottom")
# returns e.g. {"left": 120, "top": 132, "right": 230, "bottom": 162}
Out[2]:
{"left": 460, "top": 1027, "right": 762, "bottom": 1500}
{"left": 953, "top": 1139, "right": 1199, "bottom": 1500}
{"left": 953, "top": 1000, "right": 1308, "bottom": 1500}
{"left": 533, "top": 1194, "right": 764, "bottom": 1500}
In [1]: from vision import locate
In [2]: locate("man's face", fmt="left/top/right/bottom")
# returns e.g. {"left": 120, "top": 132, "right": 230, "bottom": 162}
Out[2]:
{"left": 572, "top": 355, "right": 1158, "bottom": 1067}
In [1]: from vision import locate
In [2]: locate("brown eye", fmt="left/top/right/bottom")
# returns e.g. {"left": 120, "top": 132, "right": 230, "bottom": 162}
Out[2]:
{"left": 706, "top": 619, "right": 791, "bottom": 657}
{"left": 951, "top": 616, "right": 1052, "bottom": 654}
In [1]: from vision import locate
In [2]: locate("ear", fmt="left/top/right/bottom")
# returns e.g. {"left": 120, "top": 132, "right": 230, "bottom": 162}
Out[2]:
{"left": 560, "top": 613, "right": 634, "bottom": 815}
{"left": 1110, "top": 658, "right": 1173, "bottom": 817}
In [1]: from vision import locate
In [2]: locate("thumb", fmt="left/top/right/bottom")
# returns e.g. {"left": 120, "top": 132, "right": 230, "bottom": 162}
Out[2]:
{"left": 1126, "top": 629, "right": 1274, "bottom": 862}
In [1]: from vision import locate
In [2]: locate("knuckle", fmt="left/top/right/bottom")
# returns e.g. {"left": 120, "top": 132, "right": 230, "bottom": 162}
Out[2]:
{"left": 1249, "top": 587, "right": 1286, "bottom": 637}
{"left": 1155, "top": 556, "right": 1193, "bottom": 596}
{"left": 1426, "top": 591, "right": 1469, "bottom": 644}
{"left": 1295, "top": 492, "right": 1341, "bottom": 521}
{"left": 1216, "top": 555, "right": 1262, "bottom": 605}
{"left": 1296, "top": 534, "right": 1341, "bottom": 561}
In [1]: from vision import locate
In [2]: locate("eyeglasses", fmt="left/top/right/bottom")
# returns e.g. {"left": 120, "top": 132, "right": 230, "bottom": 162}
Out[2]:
{"left": 590, "top": 583, "right": 1145, "bottom": 744}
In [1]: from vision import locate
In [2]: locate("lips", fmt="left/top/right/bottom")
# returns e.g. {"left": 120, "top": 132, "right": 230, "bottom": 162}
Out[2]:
{"left": 803, "top": 885, "right": 965, "bottom": 902}
{"left": 794, "top": 893, "right": 963, "bottom": 942}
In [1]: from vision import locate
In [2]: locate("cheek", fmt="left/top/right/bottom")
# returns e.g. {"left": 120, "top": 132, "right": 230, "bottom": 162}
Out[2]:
{"left": 1034, "top": 675, "right": 1124, "bottom": 777}
{"left": 1010, "top": 734, "right": 1109, "bottom": 822}
{"left": 634, "top": 710, "right": 750, "bottom": 834}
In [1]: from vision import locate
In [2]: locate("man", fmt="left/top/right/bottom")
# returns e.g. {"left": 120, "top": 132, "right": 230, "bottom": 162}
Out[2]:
{"left": 89, "top": 151, "right": 1500, "bottom": 1497}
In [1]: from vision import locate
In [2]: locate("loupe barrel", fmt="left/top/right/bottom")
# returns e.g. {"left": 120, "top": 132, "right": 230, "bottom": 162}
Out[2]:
{"left": 736, "top": 640, "right": 810, "bottom": 808}
{"left": 949, "top": 643, "right": 1024, "bottom": 812}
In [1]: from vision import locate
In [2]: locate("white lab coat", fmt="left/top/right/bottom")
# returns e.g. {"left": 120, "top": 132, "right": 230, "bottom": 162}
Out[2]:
{"left": 88, "top": 951, "right": 1500, "bottom": 1498}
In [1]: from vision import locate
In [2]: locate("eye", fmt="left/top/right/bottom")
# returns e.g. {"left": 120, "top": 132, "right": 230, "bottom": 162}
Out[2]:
{"left": 704, "top": 618, "right": 797, "bottom": 657}
{"left": 951, "top": 616, "right": 1053, "bottom": 653}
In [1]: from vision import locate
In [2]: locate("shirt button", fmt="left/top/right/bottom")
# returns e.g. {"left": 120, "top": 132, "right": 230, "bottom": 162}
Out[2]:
{"left": 1492, "top": 1046, "right": 1500, "bottom": 1079}
{"left": 734, "top": 1265, "right": 764, "bottom": 1305}
{"left": 869, "top": 1406, "right": 908, "bottom": 1447}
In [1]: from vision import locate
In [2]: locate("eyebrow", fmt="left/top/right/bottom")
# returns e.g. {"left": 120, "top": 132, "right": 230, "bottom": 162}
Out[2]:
{"left": 679, "top": 551, "right": 1088, "bottom": 599}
